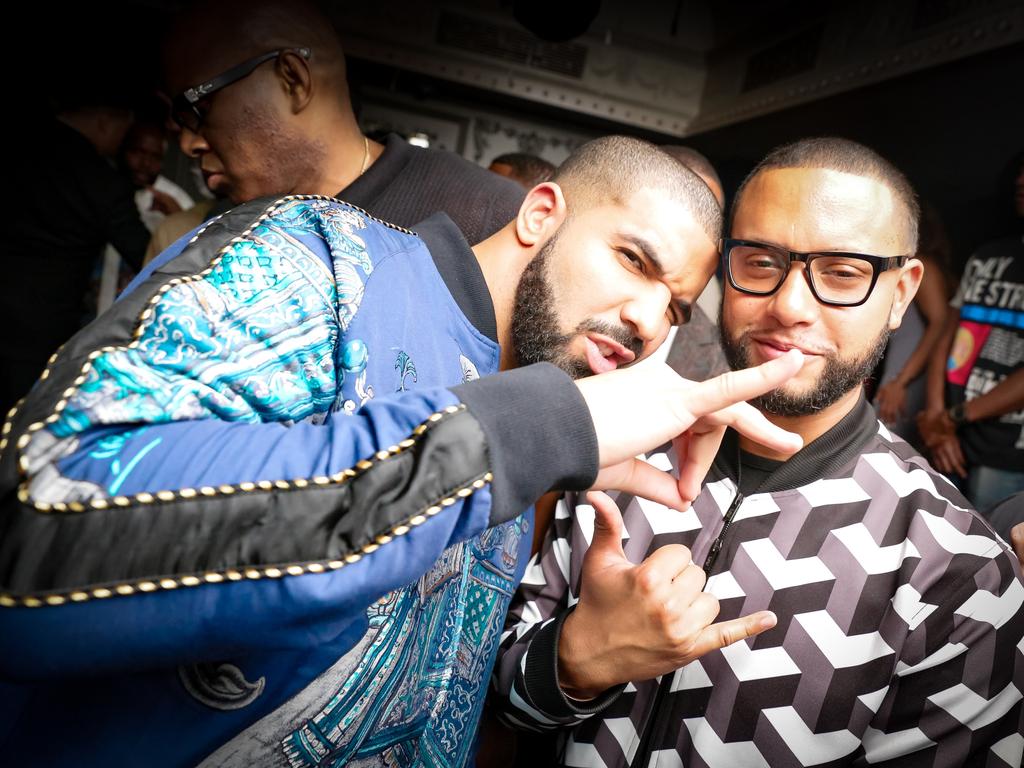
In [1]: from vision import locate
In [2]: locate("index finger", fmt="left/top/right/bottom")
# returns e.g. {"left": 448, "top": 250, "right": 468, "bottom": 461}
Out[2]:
{"left": 681, "top": 350, "right": 804, "bottom": 418}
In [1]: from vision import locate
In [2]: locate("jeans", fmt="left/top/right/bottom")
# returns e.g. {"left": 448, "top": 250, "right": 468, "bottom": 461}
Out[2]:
{"left": 969, "top": 465, "right": 1024, "bottom": 533}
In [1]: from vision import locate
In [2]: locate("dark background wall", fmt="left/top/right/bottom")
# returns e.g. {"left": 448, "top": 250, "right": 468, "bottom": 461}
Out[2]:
{"left": 685, "top": 41, "right": 1024, "bottom": 270}
{"left": 346, "top": 38, "right": 1023, "bottom": 273}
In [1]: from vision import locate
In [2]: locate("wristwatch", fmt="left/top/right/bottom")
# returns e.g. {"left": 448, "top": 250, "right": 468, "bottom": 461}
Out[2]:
{"left": 947, "top": 402, "right": 969, "bottom": 427}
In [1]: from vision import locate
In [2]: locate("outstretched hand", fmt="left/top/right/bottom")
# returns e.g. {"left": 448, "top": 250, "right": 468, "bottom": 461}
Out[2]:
{"left": 579, "top": 349, "right": 804, "bottom": 511}
{"left": 557, "top": 491, "right": 777, "bottom": 699}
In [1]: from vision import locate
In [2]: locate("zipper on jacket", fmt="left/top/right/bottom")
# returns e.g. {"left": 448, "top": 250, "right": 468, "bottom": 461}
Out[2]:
{"left": 631, "top": 672, "right": 669, "bottom": 767}
{"left": 632, "top": 489, "right": 744, "bottom": 766}
{"left": 702, "top": 490, "right": 744, "bottom": 575}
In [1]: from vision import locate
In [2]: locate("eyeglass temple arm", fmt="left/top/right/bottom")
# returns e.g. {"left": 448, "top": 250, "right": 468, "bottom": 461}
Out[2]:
{"left": 183, "top": 47, "right": 312, "bottom": 104}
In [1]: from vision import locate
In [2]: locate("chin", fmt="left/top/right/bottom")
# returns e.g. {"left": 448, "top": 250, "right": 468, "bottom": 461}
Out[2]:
{"left": 553, "top": 353, "right": 594, "bottom": 382}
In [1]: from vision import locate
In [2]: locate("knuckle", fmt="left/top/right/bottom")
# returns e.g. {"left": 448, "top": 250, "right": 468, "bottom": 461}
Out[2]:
{"left": 634, "top": 568, "right": 660, "bottom": 595}
{"left": 716, "top": 371, "right": 737, "bottom": 400}
{"left": 694, "top": 592, "right": 720, "bottom": 617}
{"left": 652, "top": 604, "right": 676, "bottom": 631}
{"left": 687, "top": 563, "right": 709, "bottom": 590}
{"left": 666, "top": 622, "right": 698, "bottom": 649}
{"left": 715, "top": 624, "right": 741, "bottom": 647}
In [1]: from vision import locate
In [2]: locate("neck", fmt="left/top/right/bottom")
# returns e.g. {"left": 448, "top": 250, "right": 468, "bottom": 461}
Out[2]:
{"left": 739, "top": 385, "right": 863, "bottom": 460}
{"left": 472, "top": 223, "right": 531, "bottom": 371}
{"left": 311, "top": 118, "right": 381, "bottom": 196}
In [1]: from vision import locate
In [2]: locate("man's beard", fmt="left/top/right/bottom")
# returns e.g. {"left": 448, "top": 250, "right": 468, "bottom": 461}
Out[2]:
{"left": 718, "top": 310, "right": 890, "bottom": 417}
{"left": 510, "top": 234, "right": 641, "bottom": 380}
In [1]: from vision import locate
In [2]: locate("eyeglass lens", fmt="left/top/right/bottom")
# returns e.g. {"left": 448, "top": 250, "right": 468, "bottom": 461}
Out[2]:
{"left": 729, "top": 244, "right": 875, "bottom": 304}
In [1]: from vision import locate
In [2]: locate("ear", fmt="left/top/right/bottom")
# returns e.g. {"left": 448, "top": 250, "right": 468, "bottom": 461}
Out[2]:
{"left": 888, "top": 257, "right": 925, "bottom": 330}
{"left": 275, "top": 50, "right": 314, "bottom": 113}
{"left": 514, "top": 182, "right": 568, "bottom": 249}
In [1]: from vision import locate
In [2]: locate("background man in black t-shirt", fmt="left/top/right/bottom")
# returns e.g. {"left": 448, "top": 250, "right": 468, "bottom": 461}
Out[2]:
{"left": 159, "top": 0, "right": 525, "bottom": 246}
{"left": 920, "top": 155, "right": 1024, "bottom": 521}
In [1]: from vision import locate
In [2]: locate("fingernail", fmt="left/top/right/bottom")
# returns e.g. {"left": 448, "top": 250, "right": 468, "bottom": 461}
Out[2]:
{"left": 760, "top": 612, "right": 777, "bottom": 630}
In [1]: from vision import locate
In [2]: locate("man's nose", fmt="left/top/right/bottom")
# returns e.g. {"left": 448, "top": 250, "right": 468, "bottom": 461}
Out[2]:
{"left": 178, "top": 126, "right": 208, "bottom": 158}
{"left": 621, "top": 285, "right": 671, "bottom": 352}
{"left": 767, "top": 264, "right": 819, "bottom": 326}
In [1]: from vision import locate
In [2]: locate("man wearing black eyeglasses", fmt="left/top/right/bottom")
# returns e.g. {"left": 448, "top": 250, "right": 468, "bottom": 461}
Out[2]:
{"left": 495, "top": 137, "right": 1024, "bottom": 767}
{"left": 155, "top": 0, "right": 523, "bottom": 249}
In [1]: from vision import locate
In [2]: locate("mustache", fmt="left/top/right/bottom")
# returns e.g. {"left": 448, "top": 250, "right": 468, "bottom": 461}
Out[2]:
{"left": 574, "top": 319, "right": 643, "bottom": 358}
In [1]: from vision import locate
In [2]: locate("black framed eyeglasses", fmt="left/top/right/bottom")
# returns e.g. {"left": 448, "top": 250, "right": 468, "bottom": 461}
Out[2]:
{"left": 170, "top": 47, "right": 311, "bottom": 132}
{"left": 723, "top": 238, "right": 909, "bottom": 307}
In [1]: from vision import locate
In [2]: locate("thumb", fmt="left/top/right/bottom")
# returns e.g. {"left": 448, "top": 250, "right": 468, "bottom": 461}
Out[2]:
{"left": 586, "top": 491, "right": 626, "bottom": 562}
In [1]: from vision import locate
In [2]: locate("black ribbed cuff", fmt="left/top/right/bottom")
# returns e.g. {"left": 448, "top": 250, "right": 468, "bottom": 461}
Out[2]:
{"left": 453, "top": 363, "right": 598, "bottom": 526}
{"left": 522, "top": 608, "right": 624, "bottom": 718}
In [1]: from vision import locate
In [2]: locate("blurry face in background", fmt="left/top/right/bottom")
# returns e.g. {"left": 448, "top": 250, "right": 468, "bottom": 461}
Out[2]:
{"left": 720, "top": 167, "right": 919, "bottom": 416}
{"left": 511, "top": 187, "right": 717, "bottom": 379}
{"left": 163, "top": 50, "right": 325, "bottom": 204}
{"left": 122, "top": 126, "right": 166, "bottom": 188}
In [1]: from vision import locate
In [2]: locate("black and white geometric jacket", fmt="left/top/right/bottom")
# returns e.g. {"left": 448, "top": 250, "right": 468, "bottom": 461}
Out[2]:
{"left": 492, "top": 397, "right": 1024, "bottom": 768}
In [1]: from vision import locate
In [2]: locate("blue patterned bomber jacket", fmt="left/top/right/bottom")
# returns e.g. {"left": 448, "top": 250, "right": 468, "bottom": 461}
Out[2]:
{"left": 0, "top": 196, "right": 598, "bottom": 767}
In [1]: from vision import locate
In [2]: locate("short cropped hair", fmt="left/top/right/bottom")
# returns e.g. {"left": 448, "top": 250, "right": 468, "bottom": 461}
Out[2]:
{"left": 661, "top": 146, "right": 722, "bottom": 198}
{"left": 733, "top": 137, "right": 919, "bottom": 253}
{"left": 491, "top": 152, "right": 556, "bottom": 186}
{"left": 554, "top": 135, "right": 722, "bottom": 244}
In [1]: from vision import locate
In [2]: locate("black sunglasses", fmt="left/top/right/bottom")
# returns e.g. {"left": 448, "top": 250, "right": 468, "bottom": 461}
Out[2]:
{"left": 723, "top": 238, "right": 909, "bottom": 308}
{"left": 170, "top": 47, "right": 311, "bottom": 132}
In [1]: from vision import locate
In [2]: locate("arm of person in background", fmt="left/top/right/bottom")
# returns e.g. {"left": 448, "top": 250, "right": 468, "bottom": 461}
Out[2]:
{"left": 956, "top": 366, "right": 1024, "bottom": 424}
{"left": 875, "top": 259, "right": 949, "bottom": 424}
{"left": 922, "top": 304, "right": 959, "bottom": 417}
{"left": 917, "top": 305, "right": 967, "bottom": 476}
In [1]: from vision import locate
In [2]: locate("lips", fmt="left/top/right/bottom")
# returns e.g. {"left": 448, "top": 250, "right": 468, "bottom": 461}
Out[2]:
{"left": 202, "top": 166, "right": 226, "bottom": 184}
{"left": 584, "top": 334, "right": 636, "bottom": 374}
{"left": 751, "top": 336, "right": 824, "bottom": 360}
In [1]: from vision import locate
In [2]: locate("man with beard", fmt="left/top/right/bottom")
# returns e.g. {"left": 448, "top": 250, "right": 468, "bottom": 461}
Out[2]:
{"left": 493, "top": 138, "right": 1024, "bottom": 767}
{"left": 0, "top": 136, "right": 806, "bottom": 767}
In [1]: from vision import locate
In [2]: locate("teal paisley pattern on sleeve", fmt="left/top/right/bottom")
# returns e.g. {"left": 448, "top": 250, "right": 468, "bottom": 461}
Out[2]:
{"left": 23, "top": 199, "right": 380, "bottom": 504}
{"left": 45, "top": 200, "right": 376, "bottom": 442}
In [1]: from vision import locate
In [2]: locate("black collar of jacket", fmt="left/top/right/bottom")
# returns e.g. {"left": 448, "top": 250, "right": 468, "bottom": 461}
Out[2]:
{"left": 414, "top": 212, "right": 499, "bottom": 345}
{"left": 715, "top": 394, "right": 878, "bottom": 493}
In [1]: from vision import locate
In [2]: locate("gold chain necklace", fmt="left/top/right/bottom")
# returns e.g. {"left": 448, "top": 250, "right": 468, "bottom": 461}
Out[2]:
{"left": 359, "top": 135, "right": 369, "bottom": 176}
